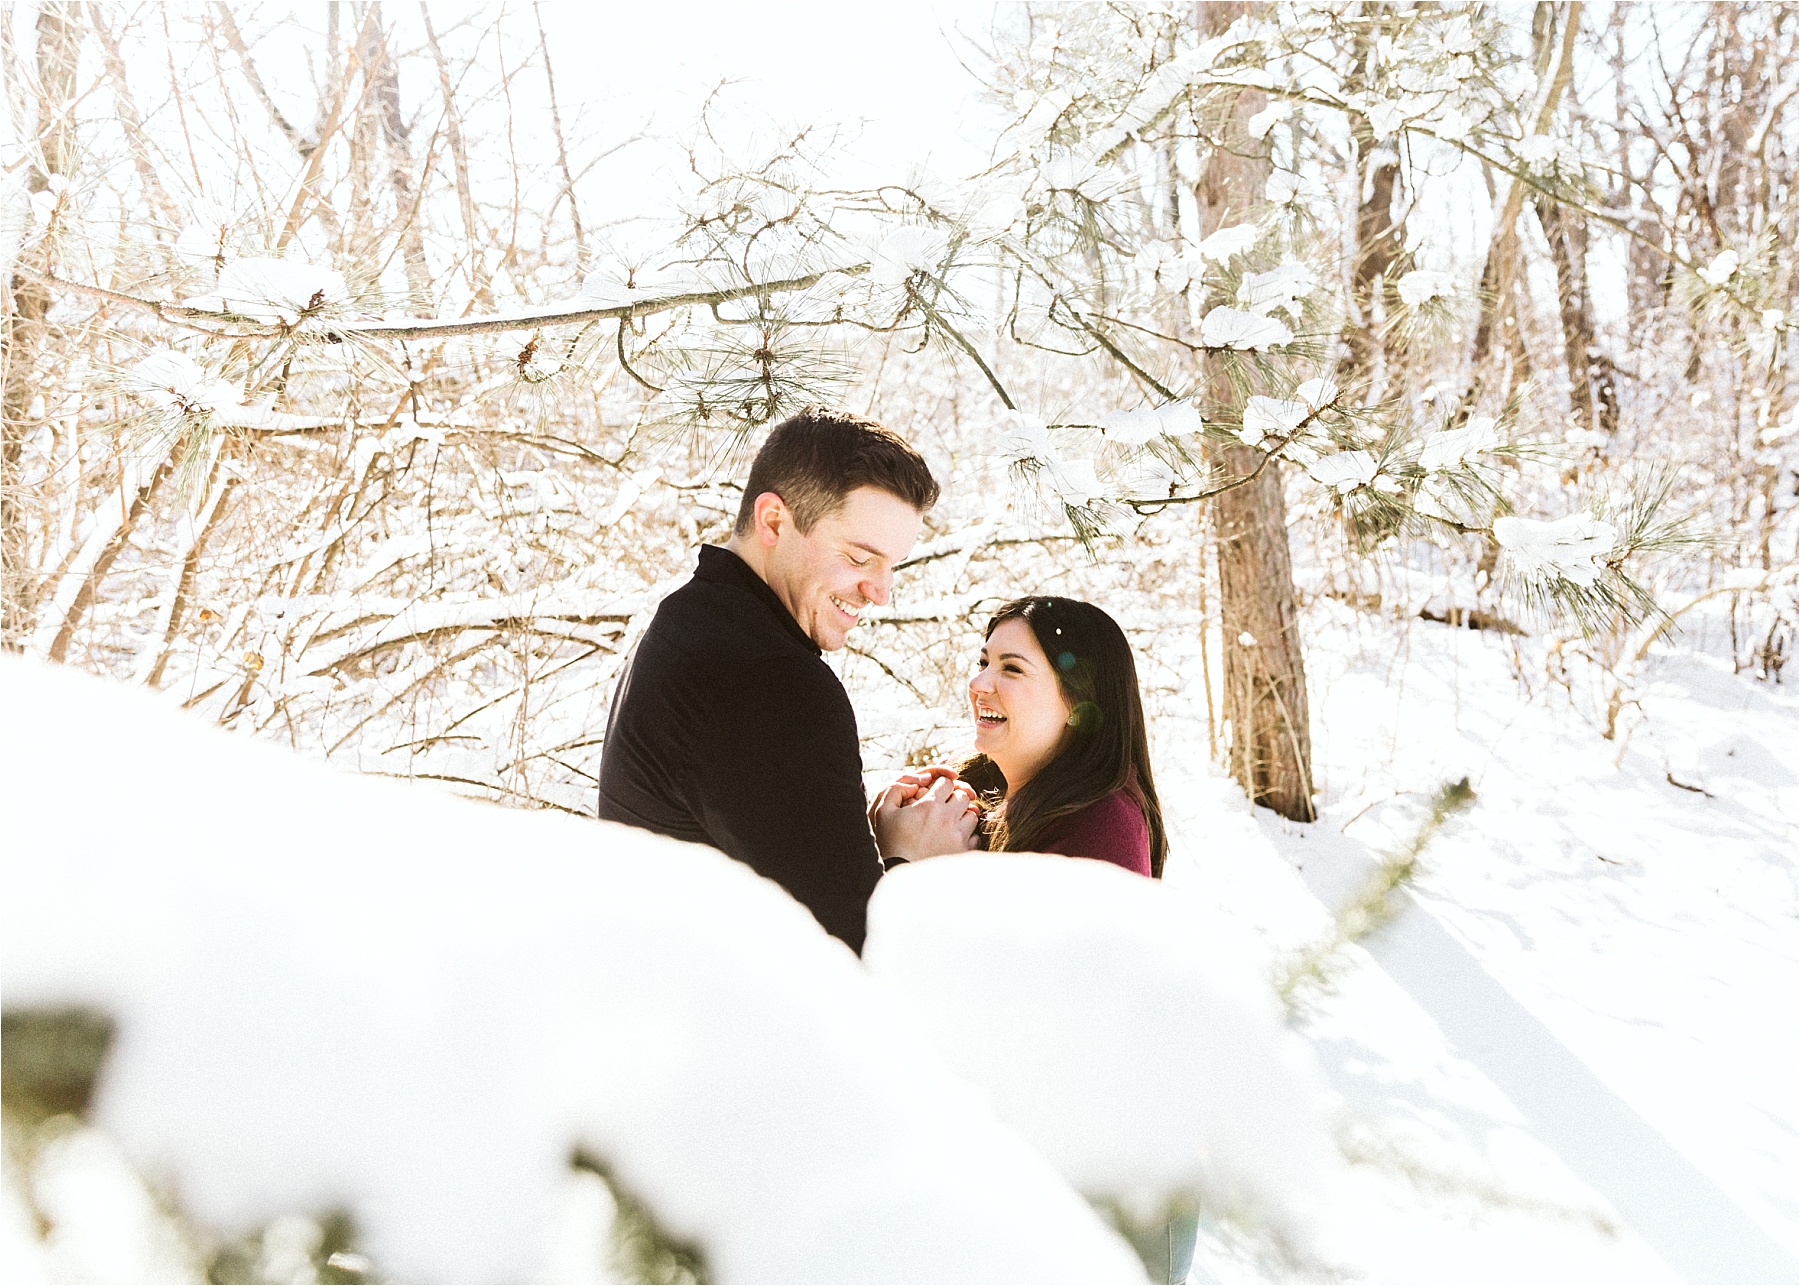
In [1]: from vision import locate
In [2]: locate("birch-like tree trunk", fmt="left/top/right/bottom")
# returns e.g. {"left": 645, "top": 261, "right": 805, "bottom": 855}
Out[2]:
{"left": 1341, "top": 6, "right": 1406, "bottom": 402}
{"left": 1196, "top": 2, "right": 1316, "bottom": 822}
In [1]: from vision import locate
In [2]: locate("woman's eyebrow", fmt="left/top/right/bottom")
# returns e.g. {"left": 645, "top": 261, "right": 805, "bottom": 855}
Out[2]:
{"left": 996, "top": 652, "right": 1033, "bottom": 664}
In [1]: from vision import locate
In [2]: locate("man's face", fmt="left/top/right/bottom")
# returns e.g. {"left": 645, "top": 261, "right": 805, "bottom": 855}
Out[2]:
{"left": 761, "top": 486, "right": 924, "bottom": 651}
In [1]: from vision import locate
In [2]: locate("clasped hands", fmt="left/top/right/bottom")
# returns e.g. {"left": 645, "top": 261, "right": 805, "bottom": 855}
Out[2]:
{"left": 869, "top": 765, "right": 981, "bottom": 864}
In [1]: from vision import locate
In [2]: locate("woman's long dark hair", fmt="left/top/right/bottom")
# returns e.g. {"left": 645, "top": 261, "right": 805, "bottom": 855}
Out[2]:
{"left": 958, "top": 596, "right": 1169, "bottom": 878}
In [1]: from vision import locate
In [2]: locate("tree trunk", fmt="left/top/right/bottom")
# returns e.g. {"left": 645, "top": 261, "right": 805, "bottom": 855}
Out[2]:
{"left": 2, "top": 3, "right": 82, "bottom": 650}
{"left": 1463, "top": 2, "right": 1581, "bottom": 414}
{"left": 1536, "top": 195, "right": 1619, "bottom": 437}
{"left": 1195, "top": 2, "right": 1316, "bottom": 822}
{"left": 364, "top": 6, "right": 432, "bottom": 310}
{"left": 1341, "top": 6, "right": 1405, "bottom": 401}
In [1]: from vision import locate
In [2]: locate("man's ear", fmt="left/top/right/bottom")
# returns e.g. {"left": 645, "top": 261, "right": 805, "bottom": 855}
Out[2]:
{"left": 751, "top": 491, "right": 788, "bottom": 547}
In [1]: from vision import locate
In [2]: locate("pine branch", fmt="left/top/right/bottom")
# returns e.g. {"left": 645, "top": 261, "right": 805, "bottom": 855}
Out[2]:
{"left": 13, "top": 262, "right": 873, "bottom": 341}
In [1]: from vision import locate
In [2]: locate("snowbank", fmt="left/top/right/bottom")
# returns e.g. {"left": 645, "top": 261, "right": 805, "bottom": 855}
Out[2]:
{"left": 863, "top": 854, "right": 1345, "bottom": 1242}
{"left": 1, "top": 658, "right": 1144, "bottom": 1284}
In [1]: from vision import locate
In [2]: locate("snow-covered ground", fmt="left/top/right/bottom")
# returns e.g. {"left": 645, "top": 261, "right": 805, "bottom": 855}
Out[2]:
{"left": 3, "top": 597, "right": 1795, "bottom": 1285}
{"left": 1157, "top": 600, "right": 1799, "bottom": 1283}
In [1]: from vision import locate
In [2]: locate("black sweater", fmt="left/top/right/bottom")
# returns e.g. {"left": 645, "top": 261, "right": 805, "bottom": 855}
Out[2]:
{"left": 596, "top": 545, "right": 884, "bottom": 951}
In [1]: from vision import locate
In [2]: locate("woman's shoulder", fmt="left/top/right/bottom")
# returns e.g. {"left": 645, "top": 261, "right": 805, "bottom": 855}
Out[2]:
{"left": 1063, "top": 788, "right": 1146, "bottom": 833}
{"left": 1035, "top": 789, "right": 1151, "bottom": 875}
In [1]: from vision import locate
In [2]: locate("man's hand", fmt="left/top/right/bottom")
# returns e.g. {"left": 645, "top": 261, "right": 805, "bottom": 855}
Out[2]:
{"left": 868, "top": 765, "right": 966, "bottom": 817}
{"left": 871, "top": 773, "right": 980, "bottom": 863}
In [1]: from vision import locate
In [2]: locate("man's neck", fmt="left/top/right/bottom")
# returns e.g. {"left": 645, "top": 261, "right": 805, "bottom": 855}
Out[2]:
{"left": 724, "top": 534, "right": 769, "bottom": 584}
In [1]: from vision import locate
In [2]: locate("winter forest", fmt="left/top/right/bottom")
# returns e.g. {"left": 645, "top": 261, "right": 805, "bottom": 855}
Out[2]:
{"left": 1, "top": 1, "right": 1794, "bottom": 1283}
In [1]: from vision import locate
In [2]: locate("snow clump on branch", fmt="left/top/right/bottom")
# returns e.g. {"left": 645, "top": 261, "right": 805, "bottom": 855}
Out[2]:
{"left": 1516, "top": 135, "right": 1558, "bottom": 172}
{"left": 1201, "top": 307, "right": 1293, "bottom": 351}
{"left": 997, "top": 410, "right": 1055, "bottom": 467}
{"left": 871, "top": 226, "right": 952, "bottom": 287}
{"left": 1239, "top": 396, "right": 1310, "bottom": 447}
{"left": 1396, "top": 269, "right": 1460, "bottom": 308}
{"left": 129, "top": 350, "right": 247, "bottom": 420}
{"left": 1103, "top": 400, "right": 1201, "bottom": 445}
{"left": 1307, "top": 450, "right": 1380, "bottom": 494}
{"left": 1237, "top": 261, "right": 1317, "bottom": 319}
{"left": 1193, "top": 222, "right": 1258, "bottom": 265}
{"left": 1140, "top": 242, "right": 1201, "bottom": 295}
{"left": 1695, "top": 249, "right": 1740, "bottom": 287}
{"left": 186, "top": 257, "right": 350, "bottom": 328}
{"left": 1265, "top": 170, "right": 1326, "bottom": 209}
{"left": 1418, "top": 416, "right": 1499, "bottom": 472}
{"left": 174, "top": 201, "right": 237, "bottom": 268}
{"left": 1494, "top": 514, "right": 1619, "bottom": 587}
{"left": 997, "top": 411, "right": 1105, "bottom": 509}
{"left": 1295, "top": 376, "right": 1339, "bottom": 412}
{"left": 28, "top": 174, "right": 75, "bottom": 230}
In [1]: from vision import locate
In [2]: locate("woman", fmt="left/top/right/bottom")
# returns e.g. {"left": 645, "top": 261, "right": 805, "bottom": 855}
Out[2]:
{"left": 878, "top": 596, "right": 1167, "bottom": 877}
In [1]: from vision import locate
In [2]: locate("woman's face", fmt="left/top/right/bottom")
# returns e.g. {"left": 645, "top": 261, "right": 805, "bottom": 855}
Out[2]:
{"left": 969, "top": 617, "right": 1072, "bottom": 789}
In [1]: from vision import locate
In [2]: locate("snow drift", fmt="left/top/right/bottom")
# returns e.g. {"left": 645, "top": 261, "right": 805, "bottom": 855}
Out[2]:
{"left": 864, "top": 854, "right": 1344, "bottom": 1245}
{"left": 1, "top": 658, "right": 1145, "bottom": 1284}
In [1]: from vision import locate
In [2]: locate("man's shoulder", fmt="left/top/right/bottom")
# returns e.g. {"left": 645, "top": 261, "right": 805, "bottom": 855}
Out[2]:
{"left": 634, "top": 582, "right": 841, "bottom": 697}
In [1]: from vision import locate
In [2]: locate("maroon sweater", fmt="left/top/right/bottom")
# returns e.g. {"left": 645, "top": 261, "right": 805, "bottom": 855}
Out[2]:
{"left": 1033, "top": 788, "right": 1153, "bottom": 877}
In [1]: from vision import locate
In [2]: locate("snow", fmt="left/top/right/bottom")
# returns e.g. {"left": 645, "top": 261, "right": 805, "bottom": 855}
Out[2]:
{"left": 1103, "top": 400, "right": 1201, "bottom": 445}
{"left": 864, "top": 855, "right": 1345, "bottom": 1248}
{"left": 1308, "top": 449, "right": 1380, "bottom": 493}
{"left": 186, "top": 257, "right": 350, "bottom": 327}
{"left": 1264, "top": 170, "right": 1300, "bottom": 206}
{"left": 129, "top": 350, "right": 246, "bottom": 419}
{"left": 1236, "top": 262, "right": 1317, "bottom": 318}
{"left": 1045, "top": 456, "right": 1106, "bottom": 508}
{"left": 28, "top": 174, "right": 73, "bottom": 228}
{"left": 870, "top": 226, "right": 951, "bottom": 287}
{"left": 0, "top": 658, "right": 1147, "bottom": 1284}
{"left": 1139, "top": 241, "right": 1197, "bottom": 294}
{"left": 1516, "top": 136, "right": 1557, "bottom": 172}
{"left": 1240, "top": 395, "right": 1310, "bottom": 447}
{"left": 1193, "top": 223, "right": 1258, "bottom": 265}
{"left": 998, "top": 410, "right": 1055, "bottom": 466}
{"left": 1284, "top": 600, "right": 1800, "bottom": 1283}
{"left": 19, "top": 1126, "right": 199, "bottom": 1283}
{"left": 1397, "top": 269, "right": 1459, "bottom": 307}
{"left": 1201, "top": 306, "right": 1293, "bottom": 351}
{"left": 1696, "top": 249, "right": 1741, "bottom": 287}
{"left": 1418, "top": 417, "right": 1498, "bottom": 473}
{"left": 1130, "top": 592, "right": 1799, "bottom": 1283}
{"left": 1247, "top": 103, "right": 1293, "bottom": 141}
{"left": 1494, "top": 514, "right": 1619, "bottom": 587}
{"left": 1296, "top": 375, "right": 1339, "bottom": 412}
{"left": 173, "top": 201, "right": 235, "bottom": 266}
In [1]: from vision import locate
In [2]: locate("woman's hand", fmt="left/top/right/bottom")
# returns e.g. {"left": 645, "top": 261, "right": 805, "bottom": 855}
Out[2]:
{"left": 871, "top": 771, "right": 980, "bottom": 862}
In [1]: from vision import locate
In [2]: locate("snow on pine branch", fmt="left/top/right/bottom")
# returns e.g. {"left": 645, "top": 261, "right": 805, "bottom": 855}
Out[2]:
{"left": 1494, "top": 514, "right": 1620, "bottom": 589}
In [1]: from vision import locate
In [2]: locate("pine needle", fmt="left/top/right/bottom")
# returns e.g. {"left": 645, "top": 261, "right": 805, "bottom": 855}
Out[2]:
{"left": 1277, "top": 777, "right": 1476, "bottom": 1006}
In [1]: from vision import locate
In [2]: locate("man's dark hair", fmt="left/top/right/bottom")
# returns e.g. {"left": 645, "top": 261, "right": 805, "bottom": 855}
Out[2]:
{"left": 733, "top": 406, "right": 940, "bottom": 536}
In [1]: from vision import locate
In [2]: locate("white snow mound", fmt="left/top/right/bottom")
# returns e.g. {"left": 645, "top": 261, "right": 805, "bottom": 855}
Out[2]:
{"left": 0, "top": 658, "right": 1146, "bottom": 1285}
{"left": 863, "top": 854, "right": 1345, "bottom": 1235}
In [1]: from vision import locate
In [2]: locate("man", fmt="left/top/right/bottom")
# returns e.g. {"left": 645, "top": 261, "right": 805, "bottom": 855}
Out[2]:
{"left": 596, "top": 407, "right": 976, "bottom": 952}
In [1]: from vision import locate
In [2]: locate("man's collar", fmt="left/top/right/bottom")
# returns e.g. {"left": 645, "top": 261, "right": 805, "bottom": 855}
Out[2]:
{"left": 695, "top": 545, "right": 821, "bottom": 656}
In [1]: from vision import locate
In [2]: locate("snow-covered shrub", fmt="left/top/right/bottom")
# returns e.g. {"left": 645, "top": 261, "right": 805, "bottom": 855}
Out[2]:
{"left": 863, "top": 853, "right": 1347, "bottom": 1268}
{"left": 1, "top": 658, "right": 1146, "bottom": 1284}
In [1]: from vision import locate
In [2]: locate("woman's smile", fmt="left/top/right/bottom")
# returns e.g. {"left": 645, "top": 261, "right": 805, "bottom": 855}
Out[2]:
{"left": 968, "top": 617, "right": 1071, "bottom": 789}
